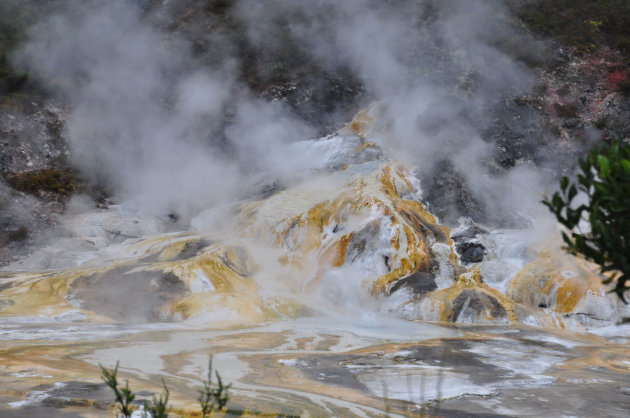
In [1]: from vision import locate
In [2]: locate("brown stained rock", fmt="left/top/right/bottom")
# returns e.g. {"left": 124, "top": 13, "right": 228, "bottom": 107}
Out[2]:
{"left": 508, "top": 248, "right": 609, "bottom": 318}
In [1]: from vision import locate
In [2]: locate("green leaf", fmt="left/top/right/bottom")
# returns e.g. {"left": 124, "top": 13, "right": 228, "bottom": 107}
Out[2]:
{"left": 594, "top": 182, "right": 609, "bottom": 195}
{"left": 621, "top": 158, "right": 630, "bottom": 174}
{"left": 598, "top": 155, "right": 610, "bottom": 178}
{"left": 552, "top": 193, "right": 564, "bottom": 211}
{"left": 577, "top": 174, "right": 589, "bottom": 188}
{"left": 566, "top": 210, "right": 580, "bottom": 228}
{"left": 560, "top": 176, "right": 569, "bottom": 192}
{"left": 579, "top": 158, "right": 589, "bottom": 174}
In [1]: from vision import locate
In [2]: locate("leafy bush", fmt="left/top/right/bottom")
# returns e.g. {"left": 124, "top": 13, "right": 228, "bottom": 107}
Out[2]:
{"left": 5, "top": 168, "right": 79, "bottom": 199}
{"left": 543, "top": 141, "right": 630, "bottom": 301}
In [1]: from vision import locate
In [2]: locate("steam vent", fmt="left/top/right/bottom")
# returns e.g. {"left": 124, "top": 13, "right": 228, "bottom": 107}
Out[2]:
{"left": 1, "top": 1, "right": 630, "bottom": 416}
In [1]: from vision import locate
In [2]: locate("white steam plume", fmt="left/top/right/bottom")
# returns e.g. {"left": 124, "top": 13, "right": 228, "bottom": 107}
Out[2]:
{"left": 17, "top": 0, "right": 562, "bottom": 237}
{"left": 16, "top": 0, "right": 314, "bottom": 222}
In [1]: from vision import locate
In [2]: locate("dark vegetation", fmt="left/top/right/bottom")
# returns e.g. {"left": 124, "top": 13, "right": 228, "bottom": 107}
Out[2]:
{"left": 507, "top": 0, "right": 630, "bottom": 92}
{"left": 0, "top": 1, "right": 33, "bottom": 96}
{"left": 508, "top": 0, "right": 630, "bottom": 58}
{"left": 544, "top": 141, "right": 630, "bottom": 301}
{"left": 5, "top": 168, "right": 80, "bottom": 200}
{"left": 0, "top": 0, "right": 58, "bottom": 101}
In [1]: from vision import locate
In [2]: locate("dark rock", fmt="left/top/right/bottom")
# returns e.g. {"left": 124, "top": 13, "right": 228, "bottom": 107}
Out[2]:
{"left": 563, "top": 118, "right": 582, "bottom": 129}
{"left": 147, "top": 0, "right": 365, "bottom": 135}
{"left": 173, "top": 239, "right": 211, "bottom": 261}
{"left": 457, "top": 242, "right": 485, "bottom": 264}
{"left": 255, "top": 180, "right": 283, "bottom": 200}
{"left": 344, "top": 220, "right": 382, "bottom": 264}
{"left": 389, "top": 271, "right": 437, "bottom": 297}
{"left": 451, "top": 225, "right": 489, "bottom": 242}
{"left": 0, "top": 100, "right": 75, "bottom": 266}
{"left": 452, "top": 225, "right": 487, "bottom": 264}
{"left": 421, "top": 159, "right": 487, "bottom": 226}
{"left": 293, "top": 355, "right": 369, "bottom": 392}
{"left": 258, "top": 76, "right": 364, "bottom": 135}
{"left": 448, "top": 289, "right": 507, "bottom": 323}
{"left": 595, "top": 93, "right": 630, "bottom": 140}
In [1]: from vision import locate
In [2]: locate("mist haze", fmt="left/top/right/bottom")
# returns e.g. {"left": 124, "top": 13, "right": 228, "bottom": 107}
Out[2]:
{"left": 12, "top": 0, "right": 568, "bottom": 233}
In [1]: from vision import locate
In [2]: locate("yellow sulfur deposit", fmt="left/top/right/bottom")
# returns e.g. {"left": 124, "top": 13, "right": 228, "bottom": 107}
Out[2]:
{"left": 0, "top": 107, "right": 623, "bottom": 334}
{"left": 509, "top": 247, "right": 608, "bottom": 315}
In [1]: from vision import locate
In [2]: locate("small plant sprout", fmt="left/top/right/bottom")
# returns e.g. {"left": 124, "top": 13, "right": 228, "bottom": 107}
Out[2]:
{"left": 100, "top": 362, "right": 136, "bottom": 418}
{"left": 198, "top": 356, "right": 231, "bottom": 417}
{"left": 143, "top": 378, "right": 170, "bottom": 418}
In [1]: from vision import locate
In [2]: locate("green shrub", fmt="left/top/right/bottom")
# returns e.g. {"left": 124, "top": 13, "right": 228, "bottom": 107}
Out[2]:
{"left": 5, "top": 168, "right": 79, "bottom": 198}
{"left": 543, "top": 141, "right": 630, "bottom": 301}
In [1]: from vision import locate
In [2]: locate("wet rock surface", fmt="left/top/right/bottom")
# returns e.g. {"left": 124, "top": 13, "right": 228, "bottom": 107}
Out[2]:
{"left": 390, "top": 271, "right": 437, "bottom": 298}
{"left": 448, "top": 289, "right": 507, "bottom": 322}
{"left": 69, "top": 267, "right": 190, "bottom": 323}
{"left": 456, "top": 242, "right": 485, "bottom": 264}
{"left": 452, "top": 224, "right": 488, "bottom": 264}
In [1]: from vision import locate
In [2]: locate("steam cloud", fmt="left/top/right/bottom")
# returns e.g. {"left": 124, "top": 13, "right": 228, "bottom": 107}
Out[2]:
{"left": 235, "top": 0, "right": 560, "bottom": 231}
{"left": 16, "top": 0, "right": 315, "bottom": 222}
{"left": 16, "top": 0, "right": 563, "bottom": 237}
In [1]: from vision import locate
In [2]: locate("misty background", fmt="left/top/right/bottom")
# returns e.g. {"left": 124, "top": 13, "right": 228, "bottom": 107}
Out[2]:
{"left": 10, "top": 0, "right": 591, "bottom": 235}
